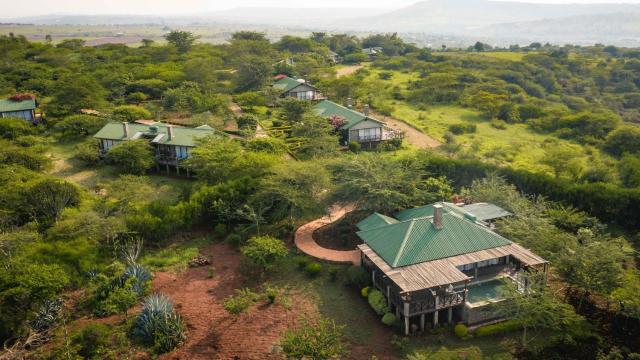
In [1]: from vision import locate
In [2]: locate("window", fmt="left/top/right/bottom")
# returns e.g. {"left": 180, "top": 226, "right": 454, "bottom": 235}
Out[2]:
{"left": 102, "top": 139, "right": 119, "bottom": 151}
{"left": 357, "top": 127, "right": 381, "bottom": 141}
{"left": 295, "top": 91, "right": 314, "bottom": 100}
{"left": 175, "top": 146, "right": 189, "bottom": 159}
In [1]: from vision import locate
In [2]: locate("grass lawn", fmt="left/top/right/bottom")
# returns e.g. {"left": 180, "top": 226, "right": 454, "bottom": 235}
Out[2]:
{"left": 140, "top": 235, "right": 213, "bottom": 272}
{"left": 357, "top": 69, "right": 615, "bottom": 175}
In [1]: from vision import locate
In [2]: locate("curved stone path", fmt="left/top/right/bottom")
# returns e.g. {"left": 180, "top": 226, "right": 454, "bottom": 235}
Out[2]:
{"left": 294, "top": 204, "right": 361, "bottom": 265}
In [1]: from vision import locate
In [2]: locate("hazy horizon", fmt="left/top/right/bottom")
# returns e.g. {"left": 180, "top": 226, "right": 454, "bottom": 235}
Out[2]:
{"left": 4, "top": 0, "right": 640, "bottom": 19}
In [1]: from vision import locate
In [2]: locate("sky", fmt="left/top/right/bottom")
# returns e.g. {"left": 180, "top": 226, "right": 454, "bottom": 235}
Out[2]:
{"left": 3, "top": 0, "right": 640, "bottom": 18}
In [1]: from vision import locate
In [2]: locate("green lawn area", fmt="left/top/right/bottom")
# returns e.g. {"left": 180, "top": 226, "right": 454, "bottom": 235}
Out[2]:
{"left": 141, "top": 236, "right": 212, "bottom": 272}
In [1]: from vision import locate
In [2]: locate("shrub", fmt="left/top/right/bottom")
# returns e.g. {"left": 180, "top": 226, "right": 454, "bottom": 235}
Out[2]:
{"left": 490, "top": 119, "right": 507, "bottom": 130}
{"left": 379, "top": 137, "right": 403, "bottom": 151}
{"left": 106, "top": 140, "right": 155, "bottom": 175}
{"left": 348, "top": 140, "right": 361, "bottom": 153}
{"left": 74, "top": 139, "right": 101, "bottom": 165}
{"left": 454, "top": 324, "right": 469, "bottom": 339}
{"left": 361, "top": 286, "right": 370, "bottom": 298}
{"left": 280, "top": 317, "right": 345, "bottom": 359}
{"left": 0, "top": 117, "right": 37, "bottom": 139}
{"left": 241, "top": 236, "right": 289, "bottom": 271}
{"left": 294, "top": 256, "right": 308, "bottom": 270}
{"left": 54, "top": 114, "right": 108, "bottom": 138}
{"left": 448, "top": 123, "right": 476, "bottom": 135}
{"left": 367, "top": 290, "right": 388, "bottom": 315}
{"left": 131, "top": 294, "right": 186, "bottom": 354}
{"left": 304, "top": 262, "right": 322, "bottom": 277}
{"left": 474, "top": 319, "right": 521, "bottom": 337}
{"left": 237, "top": 114, "right": 258, "bottom": 130}
{"left": 72, "top": 323, "right": 111, "bottom": 359}
{"left": 223, "top": 288, "right": 260, "bottom": 314}
{"left": 264, "top": 286, "right": 279, "bottom": 304}
{"left": 226, "top": 233, "right": 243, "bottom": 247}
{"left": 328, "top": 267, "right": 339, "bottom": 282}
{"left": 94, "top": 283, "right": 138, "bottom": 316}
{"left": 345, "top": 266, "right": 370, "bottom": 288}
{"left": 245, "top": 137, "right": 287, "bottom": 154}
{"left": 381, "top": 313, "right": 397, "bottom": 326}
{"left": 113, "top": 105, "right": 152, "bottom": 122}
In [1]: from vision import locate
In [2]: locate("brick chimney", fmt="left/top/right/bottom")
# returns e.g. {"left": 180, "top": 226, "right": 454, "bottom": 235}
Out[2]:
{"left": 363, "top": 104, "right": 370, "bottom": 116}
{"left": 122, "top": 122, "right": 129, "bottom": 138}
{"left": 433, "top": 204, "right": 443, "bottom": 230}
{"left": 167, "top": 125, "right": 174, "bottom": 141}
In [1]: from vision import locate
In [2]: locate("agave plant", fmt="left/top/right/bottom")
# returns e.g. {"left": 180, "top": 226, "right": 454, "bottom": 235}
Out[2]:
{"left": 132, "top": 294, "right": 186, "bottom": 353}
{"left": 30, "top": 298, "right": 63, "bottom": 331}
{"left": 123, "top": 263, "right": 152, "bottom": 295}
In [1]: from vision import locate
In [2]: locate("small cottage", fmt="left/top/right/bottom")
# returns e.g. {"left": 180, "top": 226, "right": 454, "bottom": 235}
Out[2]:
{"left": 313, "top": 100, "right": 402, "bottom": 146}
{"left": 0, "top": 95, "right": 38, "bottom": 122}
{"left": 93, "top": 122, "right": 216, "bottom": 175}
{"left": 273, "top": 76, "right": 323, "bottom": 101}
{"left": 357, "top": 202, "right": 547, "bottom": 335}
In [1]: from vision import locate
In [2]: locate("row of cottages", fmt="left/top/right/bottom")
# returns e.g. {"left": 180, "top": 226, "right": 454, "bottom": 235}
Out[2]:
{"left": 356, "top": 202, "right": 548, "bottom": 335}
{"left": 0, "top": 95, "right": 39, "bottom": 122}
{"left": 273, "top": 75, "right": 325, "bottom": 101}
{"left": 93, "top": 122, "right": 216, "bottom": 176}
{"left": 313, "top": 100, "right": 403, "bottom": 146}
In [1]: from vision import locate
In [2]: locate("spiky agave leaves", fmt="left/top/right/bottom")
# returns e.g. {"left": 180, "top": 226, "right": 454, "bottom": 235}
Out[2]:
{"left": 30, "top": 298, "right": 63, "bottom": 332}
{"left": 123, "top": 263, "right": 152, "bottom": 296}
{"left": 132, "top": 294, "right": 186, "bottom": 354}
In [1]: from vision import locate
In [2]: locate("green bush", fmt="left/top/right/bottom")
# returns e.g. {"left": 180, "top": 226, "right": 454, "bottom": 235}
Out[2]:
{"left": 490, "top": 119, "right": 507, "bottom": 130}
{"left": 328, "top": 267, "right": 339, "bottom": 282}
{"left": 223, "top": 288, "right": 260, "bottom": 314}
{"left": 381, "top": 313, "right": 397, "bottom": 326}
{"left": 348, "top": 140, "right": 361, "bottom": 153}
{"left": 304, "top": 262, "right": 322, "bottom": 277}
{"left": 474, "top": 319, "right": 521, "bottom": 337}
{"left": 280, "top": 317, "right": 345, "bottom": 359}
{"left": 454, "top": 324, "right": 469, "bottom": 339}
{"left": 345, "top": 266, "right": 370, "bottom": 288}
{"left": 294, "top": 256, "right": 308, "bottom": 270}
{"left": 361, "top": 286, "right": 370, "bottom": 298}
{"left": 241, "top": 236, "right": 289, "bottom": 271}
{"left": 226, "top": 233, "right": 243, "bottom": 247}
{"left": 448, "top": 123, "right": 476, "bottom": 135}
{"left": 367, "top": 290, "right": 388, "bottom": 315}
{"left": 74, "top": 139, "right": 101, "bottom": 165}
{"left": 237, "top": 114, "right": 258, "bottom": 130}
{"left": 71, "top": 323, "right": 111, "bottom": 359}
{"left": 264, "top": 286, "right": 279, "bottom": 304}
{"left": 106, "top": 139, "right": 155, "bottom": 175}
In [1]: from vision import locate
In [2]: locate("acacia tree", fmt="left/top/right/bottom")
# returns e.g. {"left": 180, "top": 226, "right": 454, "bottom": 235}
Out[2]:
{"left": 241, "top": 236, "right": 288, "bottom": 272}
{"left": 557, "top": 239, "right": 627, "bottom": 311}
{"left": 164, "top": 30, "right": 199, "bottom": 53}
{"left": 107, "top": 140, "right": 155, "bottom": 175}
{"left": 330, "top": 154, "right": 453, "bottom": 214}
{"left": 499, "top": 273, "right": 583, "bottom": 349}
{"left": 26, "top": 179, "right": 80, "bottom": 224}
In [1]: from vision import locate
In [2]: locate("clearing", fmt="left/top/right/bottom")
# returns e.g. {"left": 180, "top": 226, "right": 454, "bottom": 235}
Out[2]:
{"left": 336, "top": 64, "right": 365, "bottom": 77}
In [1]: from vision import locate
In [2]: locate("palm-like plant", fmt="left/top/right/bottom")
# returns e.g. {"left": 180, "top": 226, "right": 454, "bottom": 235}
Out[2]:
{"left": 132, "top": 294, "right": 186, "bottom": 354}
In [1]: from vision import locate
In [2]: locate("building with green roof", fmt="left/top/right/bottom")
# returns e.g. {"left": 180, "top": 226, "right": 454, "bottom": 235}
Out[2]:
{"left": 313, "top": 100, "right": 403, "bottom": 145}
{"left": 94, "top": 122, "right": 217, "bottom": 175}
{"left": 273, "top": 76, "right": 323, "bottom": 100}
{"left": 356, "top": 202, "right": 547, "bottom": 334}
{"left": 0, "top": 98, "right": 37, "bottom": 122}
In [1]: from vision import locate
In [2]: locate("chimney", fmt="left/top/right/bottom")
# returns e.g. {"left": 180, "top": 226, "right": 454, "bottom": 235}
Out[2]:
{"left": 433, "top": 204, "right": 443, "bottom": 230}
{"left": 122, "top": 122, "right": 129, "bottom": 138}
{"left": 363, "top": 104, "right": 370, "bottom": 116}
{"left": 167, "top": 125, "right": 174, "bottom": 141}
{"left": 347, "top": 98, "right": 353, "bottom": 109}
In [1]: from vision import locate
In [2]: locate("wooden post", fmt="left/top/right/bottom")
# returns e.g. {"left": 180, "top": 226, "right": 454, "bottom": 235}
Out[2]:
{"left": 387, "top": 285, "right": 391, "bottom": 307}
{"left": 403, "top": 302, "right": 410, "bottom": 335}
{"left": 420, "top": 313, "right": 425, "bottom": 331}
{"left": 448, "top": 307, "right": 453, "bottom": 324}
{"left": 395, "top": 304, "right": 400, "bottom": 318}
{"left": 433, "top": 310, "right": 439, "bottom": 327}
{"left": 165, "top": 164, "right": 169, "bottom": 174}
{"left": 474, "top": 263, "right": 479, "bottom": 280}
{"left": 372, "top": 270, "right": 375, "bottom": 288}
{"left": 176, "top": 166, "right": 180, "bottom": 176}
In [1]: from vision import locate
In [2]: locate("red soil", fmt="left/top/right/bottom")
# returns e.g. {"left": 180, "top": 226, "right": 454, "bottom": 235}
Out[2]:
{"left": 152, "top": 243, "right": 313, "bottom": 360}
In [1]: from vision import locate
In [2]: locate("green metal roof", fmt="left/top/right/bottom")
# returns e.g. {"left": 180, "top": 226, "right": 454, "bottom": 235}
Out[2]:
{"left": 357, "top": 204, "right": 512, "bottom": 268}
{"left": 93, "top": 123, "right": 215, "bottom": 147}
{"left": 273, "top": 76, "right": 311, "bottom": 94}
{"left": 0, "top": 99, "right": 36, "bottom": 113}
{"left": 395, "top": 202, "right": 468, "bottom": 221}
{"left": 313, "top": 100, "right": 384, "bottom": 130}
{"left": 357, "top": 212, "right": 399, "bottom": 231}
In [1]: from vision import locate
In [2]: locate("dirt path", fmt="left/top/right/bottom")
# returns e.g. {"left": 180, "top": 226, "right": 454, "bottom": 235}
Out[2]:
{"left": 294, "top": 204, "right": 361, "bottom": 265}
{"left": 336, "top": 65, "right": 364, "bottom": 77}
{"left": 370, "top": 110, "right": 441, "bottom": 149}
{"left": 153, "top": 243, "right": 312, "bottom": 360}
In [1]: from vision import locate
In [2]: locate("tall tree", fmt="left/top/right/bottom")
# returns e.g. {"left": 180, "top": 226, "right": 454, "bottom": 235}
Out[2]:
{"left": 164, "top": 30, "right": 199, "bottom": 53}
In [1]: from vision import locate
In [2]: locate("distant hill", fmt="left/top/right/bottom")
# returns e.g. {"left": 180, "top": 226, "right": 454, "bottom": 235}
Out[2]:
{"left": 343, "top": 0, "right": 640, "bottom": 33}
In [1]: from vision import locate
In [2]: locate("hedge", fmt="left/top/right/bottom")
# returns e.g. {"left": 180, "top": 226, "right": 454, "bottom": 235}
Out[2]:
{"left": 422, "top": 154, "right": 640, "bottom": 230}
{"left": 474, "top": 319, "right": 522, "bottom": 337}
{"left": 368, "top": 290, "right": 389, "bottom": 315}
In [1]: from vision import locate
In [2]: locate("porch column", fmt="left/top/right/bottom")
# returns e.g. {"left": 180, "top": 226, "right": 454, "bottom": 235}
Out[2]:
{"left": 474, "top": 263, "right": 479, "bottom": 279}
{"left": 165, "top": 164, "right": 170, "bottom": 174}
{"left": 395, "top": 304, "right": 400, "bottom": 318}
{"left": 176, "top": 166, "right": 180, "bottom": 176}
{"left": 448, "top": 307, "right": 453, "bottom": 324}
{"left": 433, "top": 296, "right": 439, "bottom": 327}
{"left": 386, "top": 285, "right": 391, "bottom": 307}
{"left": 420, "top": 313, "right": 425, "bottom": 331}
{"left": 403, "top": 302, "right": 410, "bottom": 335}
{"left": 372, "top": 270, "right": 375, "bottom": 287}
